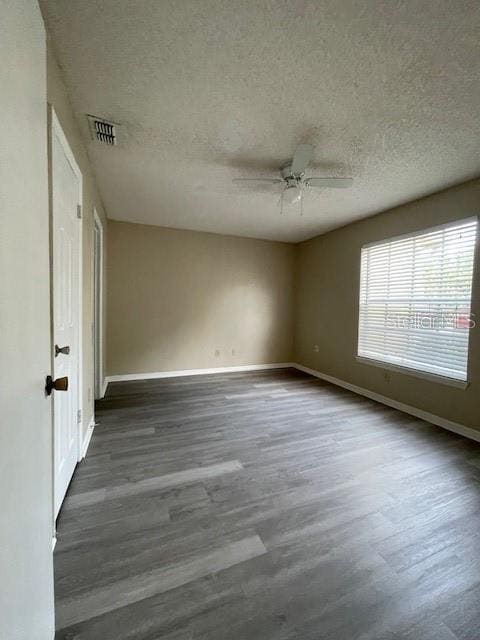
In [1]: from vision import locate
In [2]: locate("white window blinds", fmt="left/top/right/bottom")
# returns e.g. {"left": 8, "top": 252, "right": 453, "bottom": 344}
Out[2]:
{"left": 358, "top": 218, "right": 477, "bottom": 382}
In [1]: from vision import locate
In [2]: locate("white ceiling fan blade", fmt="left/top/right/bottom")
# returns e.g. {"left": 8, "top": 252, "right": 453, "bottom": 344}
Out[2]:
{"left": 290, "top": 144, "right": 314, "bottom": 175}
{"left": 233, "top": 178, "right": 283, "bottom": 184}
{"left": 306, "top": 177, "right": 353, "bottom": 189}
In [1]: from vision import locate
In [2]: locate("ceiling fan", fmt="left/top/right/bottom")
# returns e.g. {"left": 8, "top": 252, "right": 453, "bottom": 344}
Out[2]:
{"left": 233, "top": 144, "right": 353, "bottom": 214}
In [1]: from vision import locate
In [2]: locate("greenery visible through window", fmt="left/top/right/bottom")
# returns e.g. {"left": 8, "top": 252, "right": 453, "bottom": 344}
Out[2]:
{"left": 357, "top": 218, "right": 478, "bottom": 382}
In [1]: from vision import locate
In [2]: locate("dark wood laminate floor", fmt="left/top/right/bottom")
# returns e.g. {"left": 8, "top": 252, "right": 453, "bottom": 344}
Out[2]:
{"left": 55, "top": 368, "right": 480, "bottom": 640}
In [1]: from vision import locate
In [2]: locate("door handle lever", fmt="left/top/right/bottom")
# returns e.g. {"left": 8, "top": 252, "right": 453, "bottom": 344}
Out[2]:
{"left": 55, "top": 344, "right": 70, "bottom": 357}
{"left": 45, "top": 375, "right": 69, "bottom": 396}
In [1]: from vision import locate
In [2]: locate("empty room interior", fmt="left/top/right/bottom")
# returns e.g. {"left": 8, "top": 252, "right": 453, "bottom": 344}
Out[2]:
{"left": 3, "top": 1, "right": 480, "bottom": 639}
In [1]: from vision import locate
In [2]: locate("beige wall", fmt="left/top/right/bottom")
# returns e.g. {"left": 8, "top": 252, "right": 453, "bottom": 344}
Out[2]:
{"left": 107, "top": 183, "right": 479, "bottom": 432}
{"left": 107, "top": 221, "right": 296, "bottom": 375}
{"left": 46, "top": 41, "right": 107, "bottom": 435}
{"left": 295, "top": 179, "right": 480, "bottom": 432}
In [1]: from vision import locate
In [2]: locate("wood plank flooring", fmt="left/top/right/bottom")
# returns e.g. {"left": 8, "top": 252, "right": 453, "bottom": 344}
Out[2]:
{"left": 55, "top": 368, "right": 480, "bottom": 639}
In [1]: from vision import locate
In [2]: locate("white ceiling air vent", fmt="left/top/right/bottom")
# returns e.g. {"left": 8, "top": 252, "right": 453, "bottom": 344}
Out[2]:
{"left": 87, "top": 115, "right": 118, "bottom": 145}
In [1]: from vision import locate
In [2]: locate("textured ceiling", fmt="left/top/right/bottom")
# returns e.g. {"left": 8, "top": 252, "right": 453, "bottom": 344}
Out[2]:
{"left": 41, "top": 0, "right": 480, "bottom": 242}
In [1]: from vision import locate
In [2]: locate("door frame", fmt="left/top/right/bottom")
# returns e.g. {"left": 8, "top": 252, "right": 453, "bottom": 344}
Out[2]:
{"left": 50, "top": 106, "right": 84, "bottom": 469}
{"left": 93, "top": 207, "right": 105, "bottom": 399}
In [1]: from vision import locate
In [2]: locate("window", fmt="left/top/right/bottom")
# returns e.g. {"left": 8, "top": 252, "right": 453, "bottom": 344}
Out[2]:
{"left": 357, "top": 218, "right": 477, "bottom": 383}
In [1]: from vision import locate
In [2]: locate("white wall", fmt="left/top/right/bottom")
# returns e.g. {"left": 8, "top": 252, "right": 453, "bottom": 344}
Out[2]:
{"left": 0, "top": 1, "right": 55, "bottom": 638}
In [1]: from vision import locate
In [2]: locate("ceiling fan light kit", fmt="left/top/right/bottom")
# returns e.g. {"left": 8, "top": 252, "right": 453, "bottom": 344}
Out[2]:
{"left": 281, "top": 183, "right": 303, "bottom": 215}
{"left": 233, "top": 143, "right": 353, "bottom": 215}
{"left": 283, "top": 184, "right": 302, "bottom": 205}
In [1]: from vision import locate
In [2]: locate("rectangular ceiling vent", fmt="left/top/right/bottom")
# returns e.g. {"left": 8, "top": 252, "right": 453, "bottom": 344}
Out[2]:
{"left": 87, "top": 115, "right": 118, "bottom": 145}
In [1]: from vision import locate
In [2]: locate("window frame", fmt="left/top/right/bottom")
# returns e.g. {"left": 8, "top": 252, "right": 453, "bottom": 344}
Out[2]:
{"left": 356, "top": 216, "right": 478, "bottom": 389}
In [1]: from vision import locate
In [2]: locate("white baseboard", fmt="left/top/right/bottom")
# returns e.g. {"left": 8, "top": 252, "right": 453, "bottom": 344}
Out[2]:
{"left": 52, "top": 536, "right": 57, "bottom": 552}
{"left": 80, "top": 417, "right": 95, "bottom": 459}
{"left": 101, "top": 377, "right": 108, "bottom": 398}
{"left": 292, "top": 363, "right": 480, "bottom": 444}
{"left": 103, "top": 360, "right": 478, "bottom": 444}
{"left": 105, "top": 362, "right": 294, "bottom": 385}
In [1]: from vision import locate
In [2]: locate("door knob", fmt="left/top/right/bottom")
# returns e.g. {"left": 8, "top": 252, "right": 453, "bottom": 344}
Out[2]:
{"left": 55, "top": 344, "right": 70, "bottom": 357}
{"left": 45, "top": 375, "right": 69, "bottom": 396}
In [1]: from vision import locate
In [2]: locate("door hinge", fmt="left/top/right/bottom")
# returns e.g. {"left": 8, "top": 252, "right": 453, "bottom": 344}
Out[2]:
{"left": 77, "top": 204, "right": 82, "bottom": 219}
{"left": 77, "top": 409, "right": 82, "bottom": 424}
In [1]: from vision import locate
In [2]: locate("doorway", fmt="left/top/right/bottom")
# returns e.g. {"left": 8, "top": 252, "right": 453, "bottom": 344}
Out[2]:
{"left": 93, "top": 209, "right": 104, "bottom": 400}
{"left": 51, "top": 108, "right": 83, "bottom": 518}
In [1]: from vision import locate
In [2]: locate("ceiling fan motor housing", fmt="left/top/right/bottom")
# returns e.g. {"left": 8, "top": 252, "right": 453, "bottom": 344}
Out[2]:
{"left": 282, "top": 165, "right": 304, "bottom": 181}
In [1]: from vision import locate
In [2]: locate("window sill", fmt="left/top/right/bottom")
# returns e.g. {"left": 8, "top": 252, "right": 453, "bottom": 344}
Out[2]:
{"left": 355, "top": 356, "right": 469, "bottom": 390}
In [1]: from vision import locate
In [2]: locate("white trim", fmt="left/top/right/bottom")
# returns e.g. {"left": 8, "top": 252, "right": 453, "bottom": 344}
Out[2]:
{"left": 81, "top": 417, "right": 96, "bottom": 459}
{"left": 355, "top": 356, "right": 469, "bottom": 389}
{"left": 105, "top": 363, "right": 294, "bottom": 385}
{"left": 292, "top": 363, "right": 480, "bottom": 444}
{"left": 93, "top": 208, "right": 105, "bottom": 399}
{"left": 78, "top": 165, "right": 83, "bottom": 461}
{"left": 102, "top": 377, "right": 108, "bottom": 398}
{"left": 52, "top": 536, "right": 57, "bottom": 552}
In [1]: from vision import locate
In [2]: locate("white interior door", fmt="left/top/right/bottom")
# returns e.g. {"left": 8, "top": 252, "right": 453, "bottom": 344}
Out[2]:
{"left": 52, "top": 112, "right": 82, "bottom": 518}
{"left": 0, "top": 3, "right": 55, "bottom": 636}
